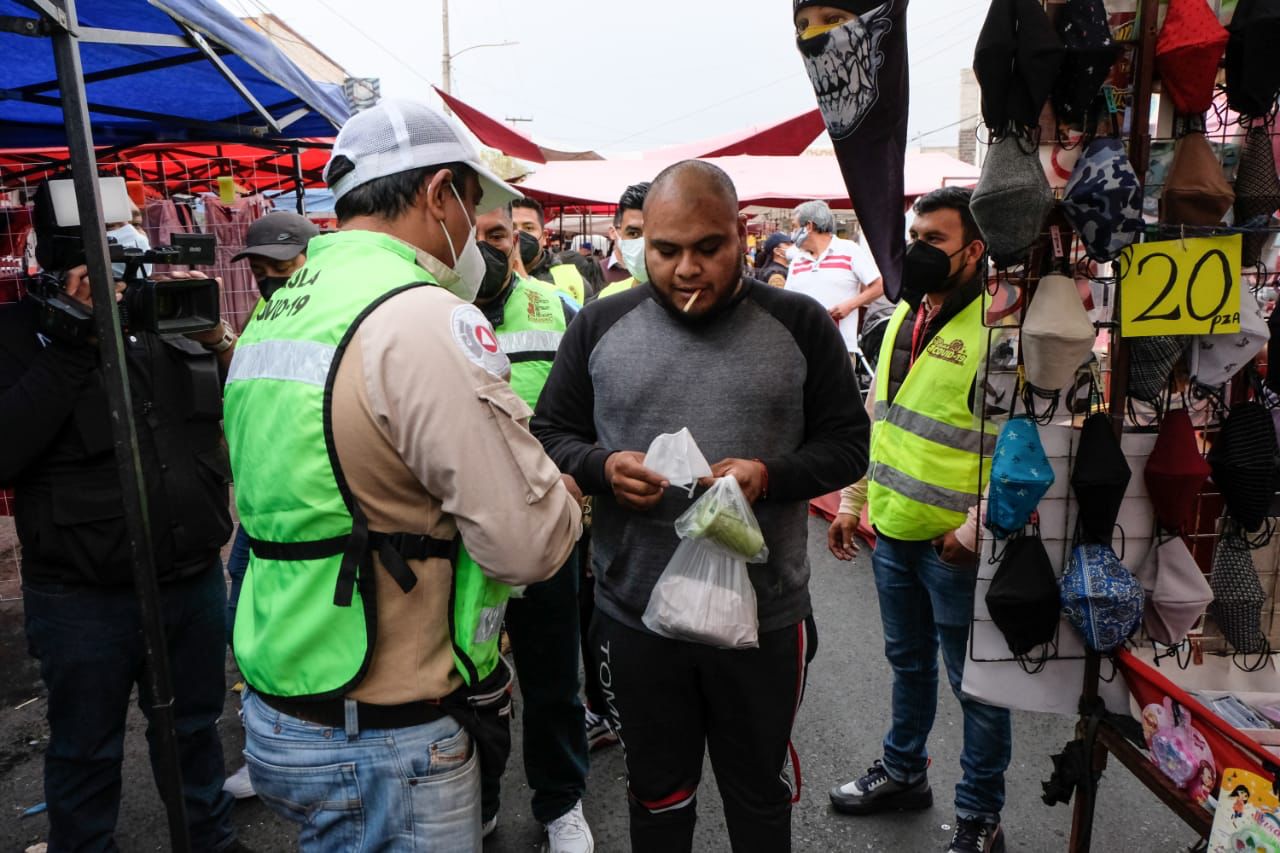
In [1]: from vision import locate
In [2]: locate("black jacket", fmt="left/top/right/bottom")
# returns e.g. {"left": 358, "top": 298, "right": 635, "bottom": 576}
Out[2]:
{"left": 0, "top": 301, "right": 232, "bottom": 586}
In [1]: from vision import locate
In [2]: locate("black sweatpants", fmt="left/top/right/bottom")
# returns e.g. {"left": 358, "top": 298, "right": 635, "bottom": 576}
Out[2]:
{"left": 590, "top": 610, "right": 818, "bottom": 853}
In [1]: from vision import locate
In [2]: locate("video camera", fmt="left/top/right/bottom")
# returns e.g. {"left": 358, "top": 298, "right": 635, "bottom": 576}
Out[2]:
{"left": 28, "top": 177, "right": 221, "bottom": 344}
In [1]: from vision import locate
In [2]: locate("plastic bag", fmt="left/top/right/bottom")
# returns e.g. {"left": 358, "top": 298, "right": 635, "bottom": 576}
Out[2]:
{"left": 642, "top": 477, "right": 766, "bottom": 649}
{"left": 643, "top": 428, "right": 713, "bottom": 496}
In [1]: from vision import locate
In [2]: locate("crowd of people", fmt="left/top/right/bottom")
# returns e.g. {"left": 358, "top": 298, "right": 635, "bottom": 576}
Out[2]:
{"left": 1, "top": 82, "right": 1016, "bottom": 853}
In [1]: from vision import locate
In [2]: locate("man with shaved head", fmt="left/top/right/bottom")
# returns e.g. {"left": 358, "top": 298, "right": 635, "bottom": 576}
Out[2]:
{"left": 533, "top": 160, "right": 868, "bottom": 852}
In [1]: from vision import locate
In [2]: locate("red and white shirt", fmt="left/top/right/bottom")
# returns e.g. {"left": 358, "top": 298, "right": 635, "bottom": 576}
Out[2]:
{"left": 785, "top": 236, "right": 887, "bottom": 352}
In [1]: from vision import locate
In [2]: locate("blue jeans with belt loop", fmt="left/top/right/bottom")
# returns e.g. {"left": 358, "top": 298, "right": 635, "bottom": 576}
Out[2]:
{"left": 870, "top": 534, "right": 1012, "bottom": 821}
{"left": 241, "top": 689, "right": 482, "bottom": 852}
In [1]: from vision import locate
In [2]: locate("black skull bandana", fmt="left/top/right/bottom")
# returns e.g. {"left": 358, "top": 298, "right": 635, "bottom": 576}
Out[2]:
{"left": 796, "top": 0, "right": 909, "bottom": 302}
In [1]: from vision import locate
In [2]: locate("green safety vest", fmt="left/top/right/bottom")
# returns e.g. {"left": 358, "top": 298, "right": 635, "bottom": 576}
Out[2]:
{"left": 866, "top": 296, "right": 997, "bottom": 542}
{"left": 597, "top": 277, "right": 636, "bottom": 299}
{"left": 495, "top": 276, "right": 569, "bottom": 409}
{"left": 547, "top": 262, "right": 585, "bottom": 304}
{"left": 224, "top": 230, "right": 509, "bottom": 699}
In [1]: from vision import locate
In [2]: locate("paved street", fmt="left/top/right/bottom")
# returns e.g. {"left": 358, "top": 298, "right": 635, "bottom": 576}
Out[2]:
{"left": 0, "top": 516, "right": 1196, "bottom": 851}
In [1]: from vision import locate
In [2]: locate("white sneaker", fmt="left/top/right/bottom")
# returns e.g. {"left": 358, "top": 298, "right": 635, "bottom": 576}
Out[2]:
{"left": 545, "top": 801, "right": 594, "bottom": 853}
{"left": 482, "top": 814, "right": 498, "bottom": 838}
{"left": 222, "top": 764, "right": 256, "bottom": 800}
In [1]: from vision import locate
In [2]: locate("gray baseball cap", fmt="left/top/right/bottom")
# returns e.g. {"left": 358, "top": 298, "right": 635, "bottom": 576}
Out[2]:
{"left": 231, "top": 212, "right": 319, "bottom": 263}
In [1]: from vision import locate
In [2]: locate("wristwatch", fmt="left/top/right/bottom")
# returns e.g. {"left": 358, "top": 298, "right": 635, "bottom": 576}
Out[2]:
{"left": 203, "top": 322, "right": 236, "bottom": 354}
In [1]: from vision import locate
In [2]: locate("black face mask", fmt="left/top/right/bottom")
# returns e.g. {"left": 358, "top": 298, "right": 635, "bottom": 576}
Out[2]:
{"left": 517, "top": 230, "right": 544, "bottom": 272}
{"left": 476, "top": 241, "right": 513, "bottom": 303}
{"left": 258, "top": 276, "right": 289, "bottom": 300}
{"left": 902, "top": 240, "right": 971, "bottom": 300}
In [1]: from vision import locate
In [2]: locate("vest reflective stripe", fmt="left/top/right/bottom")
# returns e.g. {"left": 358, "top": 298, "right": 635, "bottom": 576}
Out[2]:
{"left": 227, "top": 339, "right": 336, "bottom": 387}
{"left": 867, "top": 460, "right": 976, "bottom": 514}
{"left": 548, "top": 263, "right": 585, "bottom": 303}
{"left": 474, "top": 604, "right": 506, "bottom": 645}
{"left": 496, "top": 329, "right": 563, "bottom": 357}
{"left": 867, "top": 296, "right": 995, "bottom": 541}
{"left": 882, "top": 404, "right": 998, "bottom": 456}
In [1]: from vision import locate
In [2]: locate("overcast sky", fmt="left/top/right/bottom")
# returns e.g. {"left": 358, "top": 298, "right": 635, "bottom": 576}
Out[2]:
{"left": 222, "top": 0, "right": 988, "bottom": 156}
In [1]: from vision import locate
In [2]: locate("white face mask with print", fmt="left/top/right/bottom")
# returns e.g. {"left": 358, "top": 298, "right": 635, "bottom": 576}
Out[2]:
{"left": 618, "top": 236, "right": 648, "bottom": 283}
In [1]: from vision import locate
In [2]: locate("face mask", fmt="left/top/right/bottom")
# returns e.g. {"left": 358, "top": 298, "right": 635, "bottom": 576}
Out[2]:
{"left": 517, "top": 230, "right": 543, "bottom": 271}
{"left": 475, "top": 240, "right": 514, "bottom": 302}
{"left": 421, "top": 184, "right": 484, "bottom": 301}
{"left": 791, "top": 226, "right": 809, "bottom": 246}
{"left": 784, "top": 245, "right": 802, "bottom": 263}
{"left": 902, "top": 240, "right": 969, "bottom": 296}
{"left": 618, "top": 236, "right": 648, "bottom": 283}
{"left": 258, "top": 276, "right": 289, "bottom": 300}
{"left": 107, "top": 223, "right": 151, "bottom": 279}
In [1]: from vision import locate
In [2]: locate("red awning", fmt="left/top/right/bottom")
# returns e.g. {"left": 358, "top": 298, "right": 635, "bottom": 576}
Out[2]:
{"left": 641, "top": 110, "right": 827, "bottom": 160}
{"left": 432, "top": 87, "right": 604, "bottom": 164}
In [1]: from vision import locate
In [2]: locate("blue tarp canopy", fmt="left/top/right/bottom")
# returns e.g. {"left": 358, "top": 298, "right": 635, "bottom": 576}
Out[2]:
{"left": 0, "top": 0, "right": 349, "bottom": 148}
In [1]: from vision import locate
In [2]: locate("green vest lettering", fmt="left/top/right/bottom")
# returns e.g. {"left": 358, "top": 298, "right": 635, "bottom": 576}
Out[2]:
{"left": 494, "top": 277, "right": 569, "bottom": 409}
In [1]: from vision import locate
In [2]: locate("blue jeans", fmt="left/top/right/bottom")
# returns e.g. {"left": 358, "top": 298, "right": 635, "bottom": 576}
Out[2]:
{"left": 241, "top": 689, "right": 481, "bottom": 852}
{"left": 23, "top": 564, "right": 234, "bottom": 852}
{"left": 504, "top": 549, "right": 589, "bottom": 823}
{"left": 225, "top": 524, "right": 250, "bottom": 639}
{"left": 871, "top": 535, "right": 1012, "bottom": 821}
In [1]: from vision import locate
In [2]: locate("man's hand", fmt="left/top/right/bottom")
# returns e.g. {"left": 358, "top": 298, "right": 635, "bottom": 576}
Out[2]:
{"left": 701, "top": 458, "right": 767, "bottom": 504}
{"left": 62, "top": 264, "right": 125, "bottom": 311}
{"left": 561, "top": 473, "right": 584, "bottom": 505}
{"left": 604, "top": 451, "right": 668, "bottom": 511}
{"left": 829, "top": 298, "right": 859, "bottom": 322}
{"left": 932, "top": 529, "right": 978, "bottom": 569}
{"left": 827, "top": 512, "right": 860, "bottom": 561}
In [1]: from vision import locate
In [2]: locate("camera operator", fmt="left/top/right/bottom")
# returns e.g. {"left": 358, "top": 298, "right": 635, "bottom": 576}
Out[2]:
{"left": 0, "top": 215, "right": 242, "bottom": 850}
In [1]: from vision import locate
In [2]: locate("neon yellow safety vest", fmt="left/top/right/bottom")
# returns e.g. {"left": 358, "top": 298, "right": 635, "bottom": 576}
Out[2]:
{"left": 547, "top": 262, "right": 586, "bottom": 304}
{"left": 866, "top": 296, "right": 997, "bottom": 542}
{"left": 224, "top": 230, "right": 509, "bottom": 699}
{"left": 597, "top": 277, "right": 636, "bottom": 299}
{"left": 495, "top": 277, "right": 569, "bottom": 409}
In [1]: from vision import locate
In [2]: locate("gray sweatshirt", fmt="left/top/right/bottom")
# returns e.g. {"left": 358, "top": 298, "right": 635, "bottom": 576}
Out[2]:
{"left": 532, "top": 280, "right": 869, "bottom": 633}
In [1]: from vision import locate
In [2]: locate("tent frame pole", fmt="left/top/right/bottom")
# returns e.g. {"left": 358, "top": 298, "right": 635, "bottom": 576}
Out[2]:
{"left": 292, "top": 146, "right": 306, "bottom": 214}
{"left": 25, "top": 1, "right": 193, "bottom": 849}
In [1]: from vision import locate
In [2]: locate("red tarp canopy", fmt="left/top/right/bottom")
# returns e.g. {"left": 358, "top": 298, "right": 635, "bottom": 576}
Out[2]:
{"left": 641, "top": 109, "right": 827, "bottom": 160}
{"left": 433, "top": 86, "right": 603, "bottom": 164}
{"left": 0, "top": 141, "right": 333, "bottom": 196}
{"left": 515, "top": 152, "right": 981, "bottom": 209}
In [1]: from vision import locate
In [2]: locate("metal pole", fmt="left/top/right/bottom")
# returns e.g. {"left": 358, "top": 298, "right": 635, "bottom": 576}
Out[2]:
{"left": 292, "top": 146, "right": 306, "bottom": 215}
{"left": 440, "top": 0, "right": 451, "bottom": 105}
{"left": 44, "top": 1, "right": 191, "bottom": 849}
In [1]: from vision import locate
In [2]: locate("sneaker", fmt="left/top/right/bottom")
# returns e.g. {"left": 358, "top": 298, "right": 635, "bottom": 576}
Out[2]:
{"left": 222, "top": 765, "right": 256, "bottom": 800}
{"left": 829, "top": 759, "right": 932, "bottom": 815}
{"left": 584, "top": 710, "right": 618, "bottom": 751}
{"left": 544, "top": 801, "right": 594, "bottom": 853}
{"left": 947, "top": 816, "right": 1005, "bottom": 853}
{"left": 482, "top": 814, "right": 498, "bottom": 838}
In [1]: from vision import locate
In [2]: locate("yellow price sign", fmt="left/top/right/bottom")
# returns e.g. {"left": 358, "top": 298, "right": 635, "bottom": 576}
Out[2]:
{"left": 1117, "top": 234, "right": 1242, "bottom": 338}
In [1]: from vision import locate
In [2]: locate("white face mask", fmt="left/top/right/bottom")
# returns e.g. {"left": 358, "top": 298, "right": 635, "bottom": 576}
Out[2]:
{"left": 784, "top": 245, "right": 802, "bottom": 263}
{"left": 107, "top": 222, "right": 151, "bottom": 279}
{"left": 618, "top": 236, "right": 648, "bottom": 283}
{"left": 421, "top": 184, "right": 485, "bottom": 302}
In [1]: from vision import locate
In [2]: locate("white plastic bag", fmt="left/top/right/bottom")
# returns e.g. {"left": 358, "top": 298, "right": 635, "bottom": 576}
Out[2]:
{"left": 643, "top": 428, "right": 713, "bottom": 497}
{"left": 642, "top": 477, "right": 767, "bottom": 649}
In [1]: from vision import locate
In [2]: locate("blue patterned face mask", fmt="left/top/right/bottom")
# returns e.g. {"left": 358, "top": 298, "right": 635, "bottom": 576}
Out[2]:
{"left": 1060, "top": 542, "right": 1144, "bottom": 653}
{"left": 985, "top": 416, "right": 1055, "bottom": 539}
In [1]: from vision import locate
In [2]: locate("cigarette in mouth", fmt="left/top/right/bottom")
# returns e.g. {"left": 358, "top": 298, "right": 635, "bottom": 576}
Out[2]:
{"left": 682, "top": 290, "right": 701, "bottom": 312}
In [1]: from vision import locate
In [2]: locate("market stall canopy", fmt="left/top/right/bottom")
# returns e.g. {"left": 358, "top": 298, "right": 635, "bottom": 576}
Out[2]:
{"left": 640, "top": 109, "right": 827, "bottom": 160}
{"left": 0, "top": 0, "right": 349, "bottom": 147}
{"left": 0, "top": 140, "right": 333, "bottom": 194}
{"left": 516, "top": 152, "right": 981, "bottom": 209}
{"left": 432, "top": 86, "right": 603, "bottom": 164}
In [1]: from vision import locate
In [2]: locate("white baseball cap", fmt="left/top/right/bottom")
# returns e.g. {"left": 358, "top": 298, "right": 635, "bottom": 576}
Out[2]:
{"left": 323, "top": 98, "right": 522, "bottom": 214}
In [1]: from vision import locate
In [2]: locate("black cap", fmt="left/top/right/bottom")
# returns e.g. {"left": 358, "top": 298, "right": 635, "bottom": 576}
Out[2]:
{"left": 231, "top": 212, "right": 319, "bottom": 263}
{"left": 762, "top": 231, "right": 793, "bottom": 258}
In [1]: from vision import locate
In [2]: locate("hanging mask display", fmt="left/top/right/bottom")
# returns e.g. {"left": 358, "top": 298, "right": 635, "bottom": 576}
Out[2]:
{"left": 1126, "top": 336, "right": 1189, "bottom": 405}
{"left": 986, "top": 417, "right": 1055, "bottom": 538}
{"left": 1138, "top": 535, "right": 1213, "bottom": 646}
{"left": 1021, "top": 273, "right": 1096, "bottom": 400}
{"left": 972, "top": 0, "right": 1065, "bottom": 137}
{"left": 1051, "top": 0, "right": 1121, "bottom": 127}
{"left": 1060, "top": 541, "right": 1145, "bottom": 652}
{"left": 1070, "top": 412, "right": 1131, "bottom": 544}
{"left": 1060, "top": 137, "right": 1144, "bottom": 262}
{"left": 970, "top": 135, "right": 1056, "bottom": 266}
{"left": 1144, "top": 408, "right": 1211, "bottom": 533}
{"left": 1210, "top": 529, "right": 1269, "bottom": 654}
{"left": 1232, "top": 126, "right": 1280, "bottom": 266}
{"left": 1207, "top": 400, "right": 1279, "bottom": 534}
{"left": 1226, "top": 0, "right": 1280, "bottom": 119}
{"left": 1161, "top": 131, "right": 1236, "bottom": 227}
{"left": 985, "top": 532, "right": 1062, "bottom": 659}
{"left": 1155, "top": 0, "right": 1230, "bottom": 115}
{"left": 1188, "top": 286, "right": 1269, "bottom": 389}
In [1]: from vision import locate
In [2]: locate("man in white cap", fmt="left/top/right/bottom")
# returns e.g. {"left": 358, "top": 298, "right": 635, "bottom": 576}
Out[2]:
{"left": 222, "top": 99, "right": 583, "bottom": 850}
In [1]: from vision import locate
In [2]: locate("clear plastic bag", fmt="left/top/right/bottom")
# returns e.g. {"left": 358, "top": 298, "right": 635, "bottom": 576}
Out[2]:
{"left": 641, "top": 477, "right": 767, "bottom": 649}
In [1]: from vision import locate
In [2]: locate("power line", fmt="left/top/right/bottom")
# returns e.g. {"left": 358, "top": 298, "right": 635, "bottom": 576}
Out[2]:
{"left": 911, "top": 112, "right": 980, "bottom": 142}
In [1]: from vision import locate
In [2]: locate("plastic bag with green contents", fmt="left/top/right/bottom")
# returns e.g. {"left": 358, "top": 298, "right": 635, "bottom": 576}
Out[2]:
{"left": 675, "top": 476, "right": 769, "bottom": 562}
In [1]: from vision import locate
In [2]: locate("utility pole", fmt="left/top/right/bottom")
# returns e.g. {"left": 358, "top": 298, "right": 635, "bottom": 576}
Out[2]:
{"left": 441, "top": 0, "right": 451, "bottom": 109}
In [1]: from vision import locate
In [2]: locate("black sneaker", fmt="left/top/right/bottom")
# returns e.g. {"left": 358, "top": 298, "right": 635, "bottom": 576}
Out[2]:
{"left": 946, "top": 816, "right": 1005, "bottom": 853}
{"left": 829, "top": 759, "right": 933, "bottom": 815}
